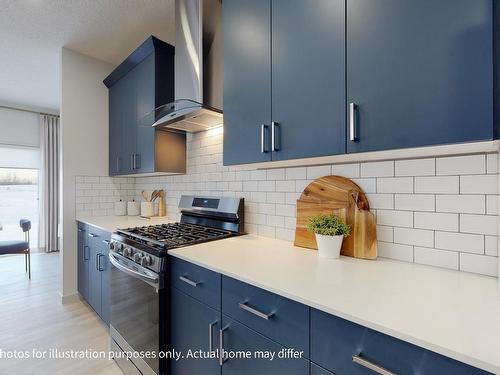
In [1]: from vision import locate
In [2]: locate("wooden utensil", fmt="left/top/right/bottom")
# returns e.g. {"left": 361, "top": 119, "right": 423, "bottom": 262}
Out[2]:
{"left": 142, "top": 191, "right": 149, "bottom": 201}
{"left": 150, "top": 190, "right": 160, "bottom": 202}
{"left": 294, "top": 175, "right": 377, "bottom": 260}
{"left": 158, "top": 190, "right": 166, "bottom": 217}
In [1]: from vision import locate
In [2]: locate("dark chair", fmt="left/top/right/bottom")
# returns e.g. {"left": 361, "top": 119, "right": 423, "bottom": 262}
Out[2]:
{"left": 0, "top": 219, "right": 31, "bottom": 279}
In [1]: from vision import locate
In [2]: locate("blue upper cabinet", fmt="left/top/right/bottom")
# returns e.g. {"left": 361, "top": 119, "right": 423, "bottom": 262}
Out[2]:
{"left": 271, "top": 0, "right": 346, "bottom": 161}
{"left": 223, "top": 0, "right": 495, "bottom": 164}
{"left": 223, "top": 0, "right": 346, "bottom": 165}
{"left": 347, "top": 0, "right": 493, "bottom": 153}
{"left": 105, "top": 36, "right": 185, "bottom": 176}
{"left": 223, "top": 0, "right": 272, "bottom": 165}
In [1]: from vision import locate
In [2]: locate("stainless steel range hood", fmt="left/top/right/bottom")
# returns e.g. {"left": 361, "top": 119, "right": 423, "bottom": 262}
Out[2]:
{"left": 152, "top": 0, "right": 223, "bottom": 132}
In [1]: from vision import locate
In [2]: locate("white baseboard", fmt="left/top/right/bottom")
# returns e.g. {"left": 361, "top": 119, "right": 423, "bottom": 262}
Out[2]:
{"left": 59, "top": 292, "right": 80, "bottom": 304}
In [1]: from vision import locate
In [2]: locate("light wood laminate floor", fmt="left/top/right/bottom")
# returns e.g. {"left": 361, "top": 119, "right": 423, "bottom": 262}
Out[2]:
{"left": 0, "top": 253, "right": 122, "bottom": 375}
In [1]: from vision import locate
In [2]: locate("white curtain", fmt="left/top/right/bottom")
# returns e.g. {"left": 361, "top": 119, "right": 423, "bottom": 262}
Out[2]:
{"left": 39, "top": 114, "right": 60, "bottom": 252}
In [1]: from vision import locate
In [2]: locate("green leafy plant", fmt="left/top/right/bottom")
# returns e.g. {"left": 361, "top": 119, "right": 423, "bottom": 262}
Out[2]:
{"left": 307, "top": 214, "right": 351, "bottom": 237}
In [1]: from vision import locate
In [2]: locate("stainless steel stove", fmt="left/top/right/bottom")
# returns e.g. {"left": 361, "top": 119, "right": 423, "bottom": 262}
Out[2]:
{"left": 108, "top": 195, "right": 244, "bottom": 375}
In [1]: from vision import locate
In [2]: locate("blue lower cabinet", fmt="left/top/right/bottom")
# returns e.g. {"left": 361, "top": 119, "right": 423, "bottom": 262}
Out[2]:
{"left": 222, "top": 276, "right": 309, "bottom": 358}
{"left": 310, "top": 363, "right": 334, "bottom": 375}
{"left": 170, "top": 287, "right": 221, "bottom": 375}
{"left": 311, "top": 309, "right": 491, "bottom": 375}
{"left": 76, "top": 222, "right": 111, "bottom": 325}
{"left": 220, "top": 315, "right": 309, "bottom": 375}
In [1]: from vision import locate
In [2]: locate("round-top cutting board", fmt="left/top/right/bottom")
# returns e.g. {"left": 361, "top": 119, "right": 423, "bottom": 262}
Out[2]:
{"left": 294, "top": 175, "right": 377, "bottom": 260}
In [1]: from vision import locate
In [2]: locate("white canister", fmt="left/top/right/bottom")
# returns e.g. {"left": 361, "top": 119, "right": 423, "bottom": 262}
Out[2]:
{"left": 141, "top": 202, "right": 154, "bottom": 218}
{"left": 127, "top": 200, "right": 140, "bottom": 216}
{"left": 114, "top": 200, "right": 127, "bottom": 216}
{"left": 315, "top": 234, "right": 344, "bottom": 259}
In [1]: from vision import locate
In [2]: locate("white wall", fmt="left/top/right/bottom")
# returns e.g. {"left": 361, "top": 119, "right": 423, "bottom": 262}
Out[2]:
{"left": 60, "top": 48, "right": 113, "bottom": 299}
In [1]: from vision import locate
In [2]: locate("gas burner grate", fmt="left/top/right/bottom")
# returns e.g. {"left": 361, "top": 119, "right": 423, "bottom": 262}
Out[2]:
{"left": 117, "top": 222, "right": 233, "bottom": 249}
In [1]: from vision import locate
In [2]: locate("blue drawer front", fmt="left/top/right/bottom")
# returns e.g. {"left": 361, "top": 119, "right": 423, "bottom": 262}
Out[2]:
{"left": 170, "top": 257, "right": 221, "bottom": 310}
{"left": 311, "top": 309, "right": 491, "bottom": 375}
{"left": 222, "top": 276, "right": 309, "bottom": 358}
{"left": 311, "top": 363, "right": 334, "bottom": 375}
{"left": 221, "top": 315, "right": 309, "bottom": 375}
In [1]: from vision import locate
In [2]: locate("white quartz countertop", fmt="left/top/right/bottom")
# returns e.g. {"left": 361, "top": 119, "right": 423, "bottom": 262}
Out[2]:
{"left": 76, "top": 215, "right": 174, "bottom": 232}
{"left": 169, "top": 234, "right": 500, "bottom": 374}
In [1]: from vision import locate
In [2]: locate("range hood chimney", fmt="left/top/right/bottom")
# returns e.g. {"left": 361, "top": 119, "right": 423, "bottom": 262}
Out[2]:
{"left": 152, "top": 0, "right": 223, "bottom": 132}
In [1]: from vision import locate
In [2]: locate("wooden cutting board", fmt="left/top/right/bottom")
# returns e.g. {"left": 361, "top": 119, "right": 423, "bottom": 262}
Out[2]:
{"left": 294, "top": 175, "right": 377, "bottom": 260}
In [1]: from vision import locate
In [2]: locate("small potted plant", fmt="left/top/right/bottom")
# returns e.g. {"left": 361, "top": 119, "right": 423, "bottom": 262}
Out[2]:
{"left": 307, "top": 214, "right": 351, "bottom": 259}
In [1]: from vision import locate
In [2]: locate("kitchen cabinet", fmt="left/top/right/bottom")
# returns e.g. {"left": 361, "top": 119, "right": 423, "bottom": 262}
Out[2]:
{"left": 105, "top": 36, "right": 185, "bottom": 176}
{"left": 311, "top": 309, "right": 491, "bottom": 375}
{"left": 223, "top": 0, "right": 272, "bottom": 165}
{"left": 170, "top": 288, "right": 221, "bottom": 375}
{"left": 77, "top": 222, "right": 111, "bottom": 325}
{"left": 223, "top": 0, "right": 494, "bottom": 165}
{"left": 347, "top": 0, "right": 493, "bottom": 153}
{"left": 169, "top": 257, "right": 492, "bottom": 375}
{"left": 223, "top": 0, "right": 345, "bottom": 165}
{"left": 220, "top": 315, "right": 309, "bottom": 375}
{"left": 77, "top": 222, "right": 90, "bottom": 301}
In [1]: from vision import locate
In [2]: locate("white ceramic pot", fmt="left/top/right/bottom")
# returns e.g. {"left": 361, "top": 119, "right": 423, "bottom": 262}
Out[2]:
{"left": 141, "top": 202, "right": 154, "bottom": 218}
{"left": 315, "top": 234, "right": 344, "bottom": 259}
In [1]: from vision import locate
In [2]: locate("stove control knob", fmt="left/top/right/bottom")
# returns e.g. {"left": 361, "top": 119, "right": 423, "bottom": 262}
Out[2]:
{"left": 117, "top": 243, "right": 124, "bottom": 254}
{"left": 133, "top": 252, "right": 144, "bottom": 263}
{"left": 124, "top": 247, "right": 133, "bottom": 257}
{"left": 141, "top": 256, "right": 152, "bottom": 267}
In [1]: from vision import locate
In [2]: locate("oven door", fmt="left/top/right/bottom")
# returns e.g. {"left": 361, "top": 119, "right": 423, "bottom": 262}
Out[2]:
{"left": 109, "top": 252, "right": 162, "bottom": 375}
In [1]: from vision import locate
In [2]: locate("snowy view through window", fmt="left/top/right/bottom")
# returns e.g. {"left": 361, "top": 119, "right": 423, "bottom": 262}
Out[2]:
{"left": 0, "top": 168, "right": 38, "bottom": 248}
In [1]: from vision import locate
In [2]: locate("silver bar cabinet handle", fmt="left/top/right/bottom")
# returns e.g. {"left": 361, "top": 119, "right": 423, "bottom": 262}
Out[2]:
{"left": 349, "top": 102, "right": 357, "bottom": 141}
{"left": 352, "top": 355, "right": 397, "bottom": 375}
{"left": 219, "top": 326, "right": 228, "bottom": 366}
{"left": 208, "top": 321, "right": 217, "bottom": 353}
{"left": 260, "top": 124, "right": 268, "bottom": 153}
{"left": 238, "top": 302, "right": 274, "bottom": 320}
{"left": 102, "top": 239, "right": 110, "bottom": 245}
{"left": 179, "top": 275, "right": 201, "bottom": 287}
{"left": 271, "top": 121, "right": 280, "bottom": 151}
{"left": 88, "top": 233, "right": 98, "bottom": 238}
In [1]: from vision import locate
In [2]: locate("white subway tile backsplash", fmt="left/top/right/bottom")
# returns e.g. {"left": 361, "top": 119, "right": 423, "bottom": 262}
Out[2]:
{"left": 378, "top": 242, "right": 414, "bottom": 262}
{"left": 377, "top": 177, "right": 413, "bottom": 193}
{"left": 377, "top": 210, "right": 413, "bottom": 227}
{"left": 486, "top": 195, "right": 498, "bottom": 215}
{"left": 352, "top": 178, "right": 377, "bottom": 194}
{"left": 414, "top": 212, "right": 459, "bottom": 232}
{"left": 76, "top": 134, "right": 498, "bottom": 277}
{"left": 394, "top": 194, "right": 435, "bottom": 212}
{"left": 436, "top": 195, "right": 485, "bottom": 214}
{"left": 395, "top": 158, "right": 435, "bottom": 177}
{"left": 436, "top": 154, "right": 486, "bottom": 176}
{"left": 376, "top": 225, "right": 394, "bottom": 242}
{"left": 331, "top": 163, "right": 360, "bottom": 178}
{"left": 366, "top": 194, "right": 394, "bottom": 210}
{"left": 360, "top": 161, "right": 394, "bottom": 177}
{"left": 486, "top": 153, "right": 498, "bottom": 174}
{"left": 435, "top": 231, "right": 484, "bottom": 254}
{"left": 267, "top": 168, "right": 285, "bottom": 180}
{"left": 286, "top": 167, "right": 307, "bottom": 180}
{"left": 460, "top": 214, "right": 497, "bottom": 236}
{"left": 485, "top": 236, "right": 498, "bottom": 257}
{"left": 275, "top": 180, "right": 296, "bottom": 192}
{"left": 307, "top": 165, "right": 331, "bottom": 179}
{"left": 414, "top": 176, "right": 459, "bottom": 194}
{"left": 394, "top": 227, "right": 434, "bottom": 247}
{"left": 459, "top": 175, "right": 498, "bottom": 194}
{"left": 414, "top": 247, "right": 458, "bottom": 270}
{"left": 459, "top": 253, "right": 498, "bottom": 277}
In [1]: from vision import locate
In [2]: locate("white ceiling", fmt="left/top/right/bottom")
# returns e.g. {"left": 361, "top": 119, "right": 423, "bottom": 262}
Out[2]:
{"left": 0, "top": 0, "right": 175, "bottom": 113}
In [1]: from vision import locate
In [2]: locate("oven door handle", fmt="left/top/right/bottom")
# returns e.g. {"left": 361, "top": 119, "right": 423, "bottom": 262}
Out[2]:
{"left": 109, "top": 253, "right": 159, "bottom": 285}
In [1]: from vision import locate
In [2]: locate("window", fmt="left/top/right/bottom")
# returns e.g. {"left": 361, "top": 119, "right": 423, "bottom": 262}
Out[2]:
{"left": 0, "top": 168, "right": 39, "bottom": 248}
